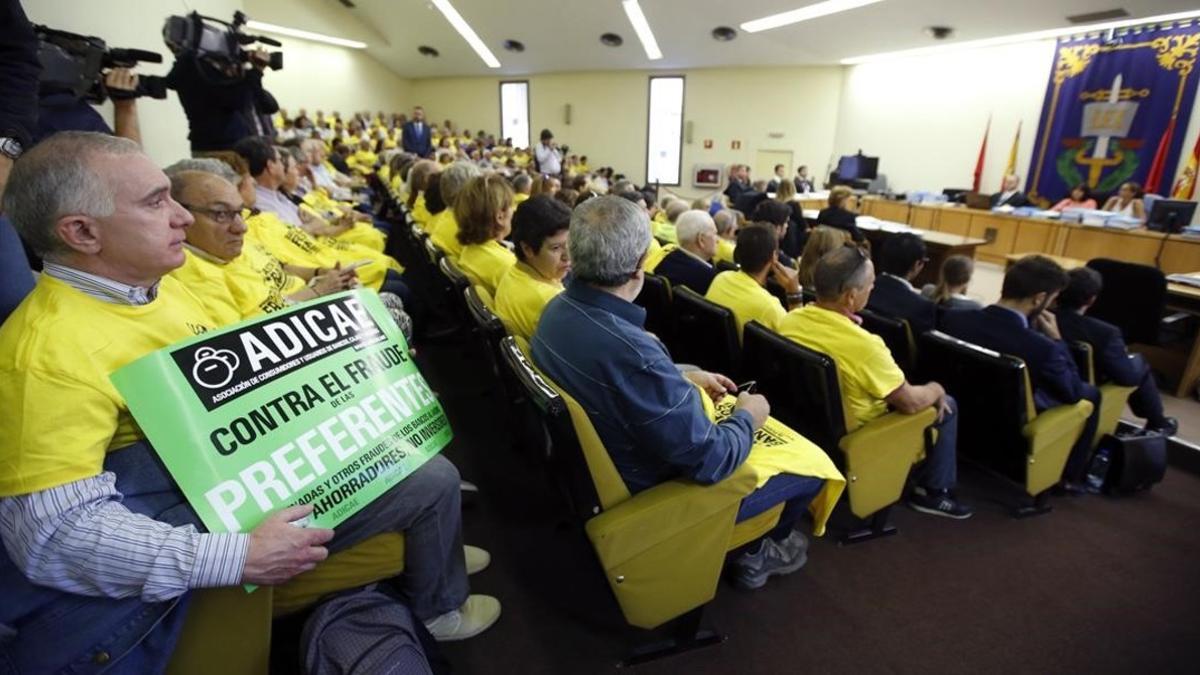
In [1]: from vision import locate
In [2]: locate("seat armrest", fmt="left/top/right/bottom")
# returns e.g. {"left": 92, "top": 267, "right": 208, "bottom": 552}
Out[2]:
{"left": 585, "top": 463, "right": 758, "bottom": 567}
{"left": 1022, "top": 400, "right": 1094, "bottom": 495}
{"left": 583, "top": 464, "right": 758, "bottom": 629}
{"left": 837, "top": 408, "right": 935, "bottom": 518}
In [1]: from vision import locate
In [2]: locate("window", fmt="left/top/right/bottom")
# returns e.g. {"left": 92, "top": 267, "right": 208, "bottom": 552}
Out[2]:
{"left": 646, "top": 76, "right": 685, "bottom": 185}
{"left": 499, "top": 81, "right": 530, "bottom": 149}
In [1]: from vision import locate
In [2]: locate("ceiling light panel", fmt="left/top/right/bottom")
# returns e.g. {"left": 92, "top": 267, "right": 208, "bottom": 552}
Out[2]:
{"left": 245, "top": 20, "right": 367, "bottom": 49}
{"left": 430, "top": 0, "right": 501, "bottom": 68}
{"left": 741, "top": 0, "right": 886, "bottom": 33}
{"left": 623, "top": 0, "right": 663, "bottom": 60}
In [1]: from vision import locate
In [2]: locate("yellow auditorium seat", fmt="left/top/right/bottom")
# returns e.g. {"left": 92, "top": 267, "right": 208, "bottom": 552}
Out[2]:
{"left": 499, "top": 336, "right": 782, "bottom": 635}
{"left": 741, "top": 321, "right": 931, "bottom": 541}
{"left": 1069, "top": 341, "right": 1138, "bottom": 447}
{"left": 168, "top": 533, "right": 405, "bottom": 675}
{"left": 920, "top": 331, "right": 1094, "bottom": 514}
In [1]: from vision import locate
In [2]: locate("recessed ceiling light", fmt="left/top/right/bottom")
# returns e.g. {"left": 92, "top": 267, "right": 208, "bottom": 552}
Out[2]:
{"left": 712, "top": 26, "right": 738, "bottom": 41}
{"left": 417, "top": 45, "right": 440, "bottom": 57}
{"left": 503, "top": 39, "right": 525, "bottom": 52}
{"left": 741, "top": 0, "right": 885, "bottom": 33}
{"left": 244, "top": 20, "right": 367, "bottom": 49}
{"left": 600, "top": 32, "right": 624, "bottom": 47}
{"left": 843, "top": 8, "right": 1200, "bottom": 64}
{"left": 429, "top": 0, "right": 501, "bottom": 68}
{"left": 622, "top": 0, "right": 663, "bottom": 60}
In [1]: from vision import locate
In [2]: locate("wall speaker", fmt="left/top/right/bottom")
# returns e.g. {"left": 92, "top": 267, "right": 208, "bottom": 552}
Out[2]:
{"left": 564, "top": 103, "right": 572, "bottom": 125}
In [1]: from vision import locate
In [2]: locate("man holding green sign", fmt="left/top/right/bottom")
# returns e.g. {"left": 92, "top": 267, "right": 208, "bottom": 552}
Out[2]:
{"left": 0, "top": 132, "right": 499, "bottom": 674}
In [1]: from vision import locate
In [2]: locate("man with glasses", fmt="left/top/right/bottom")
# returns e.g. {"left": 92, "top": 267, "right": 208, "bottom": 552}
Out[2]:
{"left": 779, "top": 246, "right": 973, "bottom": 519}
{"left": 867, "top": 232, "right": 938, "bottom": 335}
{"left": 167, "top": 168, "right": 357, "bottom": 323}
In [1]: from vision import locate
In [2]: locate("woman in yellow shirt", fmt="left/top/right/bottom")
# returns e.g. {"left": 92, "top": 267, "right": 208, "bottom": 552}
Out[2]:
{"left": 494, "top": 195, "right": 572, "bottom": 340}
{"left": 455, "top": 174, "right": 517, "bottom": 294}
{"left": 406, "top": 160, "right": 441, "bottom": 229}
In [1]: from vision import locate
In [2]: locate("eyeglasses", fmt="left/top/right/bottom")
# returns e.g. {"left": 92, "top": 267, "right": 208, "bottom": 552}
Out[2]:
{"left": 181, "top": 204, "right": 245, "bottom": 224}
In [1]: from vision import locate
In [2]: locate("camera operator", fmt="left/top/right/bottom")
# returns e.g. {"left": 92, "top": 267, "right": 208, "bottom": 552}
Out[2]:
{"left": 36, "top": 67, "right": 142, "bottom": 145}
{"left": 165, "top": 45, "right": 275, "bottom": 153}
{"left": 0, "top": 0, "right": 40, "bottom": 199}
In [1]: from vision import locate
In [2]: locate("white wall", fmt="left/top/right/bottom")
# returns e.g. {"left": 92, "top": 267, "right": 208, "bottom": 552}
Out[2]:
{"left": 409, "top": 66, "right": 845, "bottom": 197}
{"left": 834, "top": 40, "right": 1200, "bottom": 198}
{"left": 243, "top": 0, "right": 410, "bottom": 119}
{"left": 25, "top": 0, "right": 244, "bottom": 166}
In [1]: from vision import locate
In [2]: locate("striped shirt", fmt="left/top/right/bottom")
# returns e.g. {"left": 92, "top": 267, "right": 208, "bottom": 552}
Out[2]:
{"left": 0, "top": 264, "right": 249, "bottom": 600}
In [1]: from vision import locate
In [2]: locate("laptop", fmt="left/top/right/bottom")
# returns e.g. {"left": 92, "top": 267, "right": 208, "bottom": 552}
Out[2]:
{"left": 964, "top": 192, "right": 992, "bottom": 210}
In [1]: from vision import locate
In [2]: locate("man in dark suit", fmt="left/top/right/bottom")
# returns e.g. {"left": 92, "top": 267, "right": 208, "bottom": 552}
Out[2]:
{"left": 655, "top": 209, "right": 718, "bottom": 294}
{"left": 868, "top": 233, "right": 937, "bottom": 335}
{"left": 940, "top": 255, "right": 1101, "bottom": 491}
{"left": 765, "top": 163, "right": 786, "bottom": 193}
{"left": 990, "top": 174, "right": 1032, "bottom": 208}
{"left": 1056, "top": 267, "right": 1177, "bottom": 436}
{"left": 723, "top": 163, "right": 751, "bottom": 202}
{"left": 401, "top": 105, "right": 433, "bottom": 157}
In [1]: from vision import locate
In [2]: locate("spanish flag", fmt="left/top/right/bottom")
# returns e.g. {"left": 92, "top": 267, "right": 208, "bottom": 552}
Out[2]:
{"left": 1172, "top": 131, "right": 1200, "bottom": 200}
{"left": 1003, "top": 121, "right": 1021, "bottom": 184}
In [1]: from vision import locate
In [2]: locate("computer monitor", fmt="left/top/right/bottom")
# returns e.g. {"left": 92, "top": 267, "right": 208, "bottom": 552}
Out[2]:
{"left": 836, "top": 153, "right": 879, "bottom": 180}
{"left": 1146, "top": 199, "right": 1197, "bottom": 233}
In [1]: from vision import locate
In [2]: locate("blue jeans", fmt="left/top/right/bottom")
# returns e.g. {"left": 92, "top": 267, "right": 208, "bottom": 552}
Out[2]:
{"left": 0, "top": 444, "right": 468, "bottom": 673}
{"left": 915, "top": 394, "right": 959, "bottom": 492}
{"left": 736, "top": 474, "right": 826, "bottom": 541}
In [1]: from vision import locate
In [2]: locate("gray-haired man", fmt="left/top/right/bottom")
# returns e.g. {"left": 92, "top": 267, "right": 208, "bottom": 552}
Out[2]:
{"left": 532, "top": 196, "right": 828, "bottom": 590}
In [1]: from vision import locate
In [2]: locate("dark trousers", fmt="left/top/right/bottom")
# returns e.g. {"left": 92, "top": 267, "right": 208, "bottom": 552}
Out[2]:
{"left": 736, "top": 474, "right": 825, "bottom": 542}
{"left": 1063, "top": 383, "right": 1103, "bottom": 482}
{"left": 1125, "top": 355, "right": 1167, "bottom": 425}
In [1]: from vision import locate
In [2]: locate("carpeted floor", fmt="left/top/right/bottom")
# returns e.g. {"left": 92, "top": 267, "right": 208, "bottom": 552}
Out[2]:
{"left": 415, "top": 336, "right": 1200, "bottom": 675}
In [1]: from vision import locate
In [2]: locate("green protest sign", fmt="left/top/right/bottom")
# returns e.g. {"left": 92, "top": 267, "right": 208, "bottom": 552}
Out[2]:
{"left": 111, "top": 290, "right": 452, "bottom": 535}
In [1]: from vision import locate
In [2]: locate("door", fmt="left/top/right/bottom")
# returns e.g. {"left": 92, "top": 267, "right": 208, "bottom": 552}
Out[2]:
{"left": 754, "top": 150, "right": 792, "bottom": 189}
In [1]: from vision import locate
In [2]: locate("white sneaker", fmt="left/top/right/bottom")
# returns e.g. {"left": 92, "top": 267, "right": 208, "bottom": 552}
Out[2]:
{"left": 423, "top": 595, "right": 501, "bottom": 642}
{"left": 465, "top": 545, "right": 490, "bottom": 575}
{"left": 460, "top": 480, "right": 479, "bottom": 493}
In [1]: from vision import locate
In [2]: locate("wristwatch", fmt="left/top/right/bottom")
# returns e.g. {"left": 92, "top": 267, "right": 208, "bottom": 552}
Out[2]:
{"left": 0, "top": 136, "right": 24, "bottom": 161}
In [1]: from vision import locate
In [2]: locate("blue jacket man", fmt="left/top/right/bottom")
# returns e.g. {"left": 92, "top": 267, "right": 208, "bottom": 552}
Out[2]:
{"left": 1055, "top": 267, "right": 1176, "bottom": 436}
{"left": 532, "top": 195, "right": 825, "bottom": 591}
{"left": 867, "top": 233, "right": 937, "bottom": 336}
{"left": 402, "top": 106, "right": 433, "bottom": 157}
{"left": 940, "top": 255, "right": 1101, "bottom": 487}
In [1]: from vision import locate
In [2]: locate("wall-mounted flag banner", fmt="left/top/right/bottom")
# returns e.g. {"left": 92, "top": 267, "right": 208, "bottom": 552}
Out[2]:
{"left": 1027, "top": 23, "right": 1200, "bottom": 205}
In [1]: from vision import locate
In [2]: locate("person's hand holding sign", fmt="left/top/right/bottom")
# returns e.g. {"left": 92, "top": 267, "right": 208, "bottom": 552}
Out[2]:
{"left": 242, "top": 504, "right": 334, "bottom": 585}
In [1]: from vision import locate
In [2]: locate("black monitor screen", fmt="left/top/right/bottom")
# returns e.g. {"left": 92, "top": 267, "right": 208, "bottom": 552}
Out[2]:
{"left": 836, "top": 154, "right": 879, "bottom": 180}
{"left": 1147, "top": 199, "right": 1197, "bottom": 233}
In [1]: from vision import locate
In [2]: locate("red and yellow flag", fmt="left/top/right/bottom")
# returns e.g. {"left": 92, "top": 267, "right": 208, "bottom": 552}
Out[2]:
{"left": 1003, "top": 121, "right": 1021, "bottom": 184}
{"left": 973, "top": 116, "right": 990, "bottom": 192}
{"left": 1171, "top": 131, "right": 1200, "bottom": 200}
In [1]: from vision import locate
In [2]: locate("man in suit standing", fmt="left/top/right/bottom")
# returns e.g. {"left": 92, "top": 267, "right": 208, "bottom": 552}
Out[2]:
{"left": 402, "top": 105, "right": 433, "bottom": 157}
{"left": 655, "top": 209, "right": 719, "bottom": 294}
{"left": 1056, "top": 267, "right": 1177, "bottom": 436}
{"left": 990, "top": 174, "right": 1032, "bottom": 208}
{"left": 867, "top": 233, "right": 937, "bottom": 335}
{"left": 941, "top": 255, "right": 1100, "bottom": 491}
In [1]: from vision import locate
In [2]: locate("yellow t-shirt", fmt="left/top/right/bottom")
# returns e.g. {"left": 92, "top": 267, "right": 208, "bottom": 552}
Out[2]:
{"left": 644, "top": 242, "right": 675, "bottom": 272}
{"left": 458, "top": 240, "right": 517, "bottom": 295}
{"left": 494, "top": 261, "right": 562, "bottom": 340}
{"left": 170, "top": 249, "right": 246, "bottom": 326}
{"left": 777, "top": 305, "right": 905, "bottom": 431}
{"left": 347, "top": 150, "right": 378, "bottom": 175}
{"left": 714, "top": 238, "right": 736, "bottom": 265}
{"left": 245, "top": 211, "right": 400, "bottom": 291}
{"left": 513, "top": 192, "right": 530, "bottom": 207}
{"left": 300, "top": 192, "right": 386, "bottom": 253}
{"left": 429, "top": 210, "right": 463, "bottom": 258}
{"left": 705, "top": 270, "right": 787, "bottom": 341}
{"left": 411, "top": 194, "right": 432, "bottom": 230}
{"left": 653, "top": 220, "right": 678, "bottom": 244}
{"left": 0, "top": 275, "right": 215, "bottom": 495}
